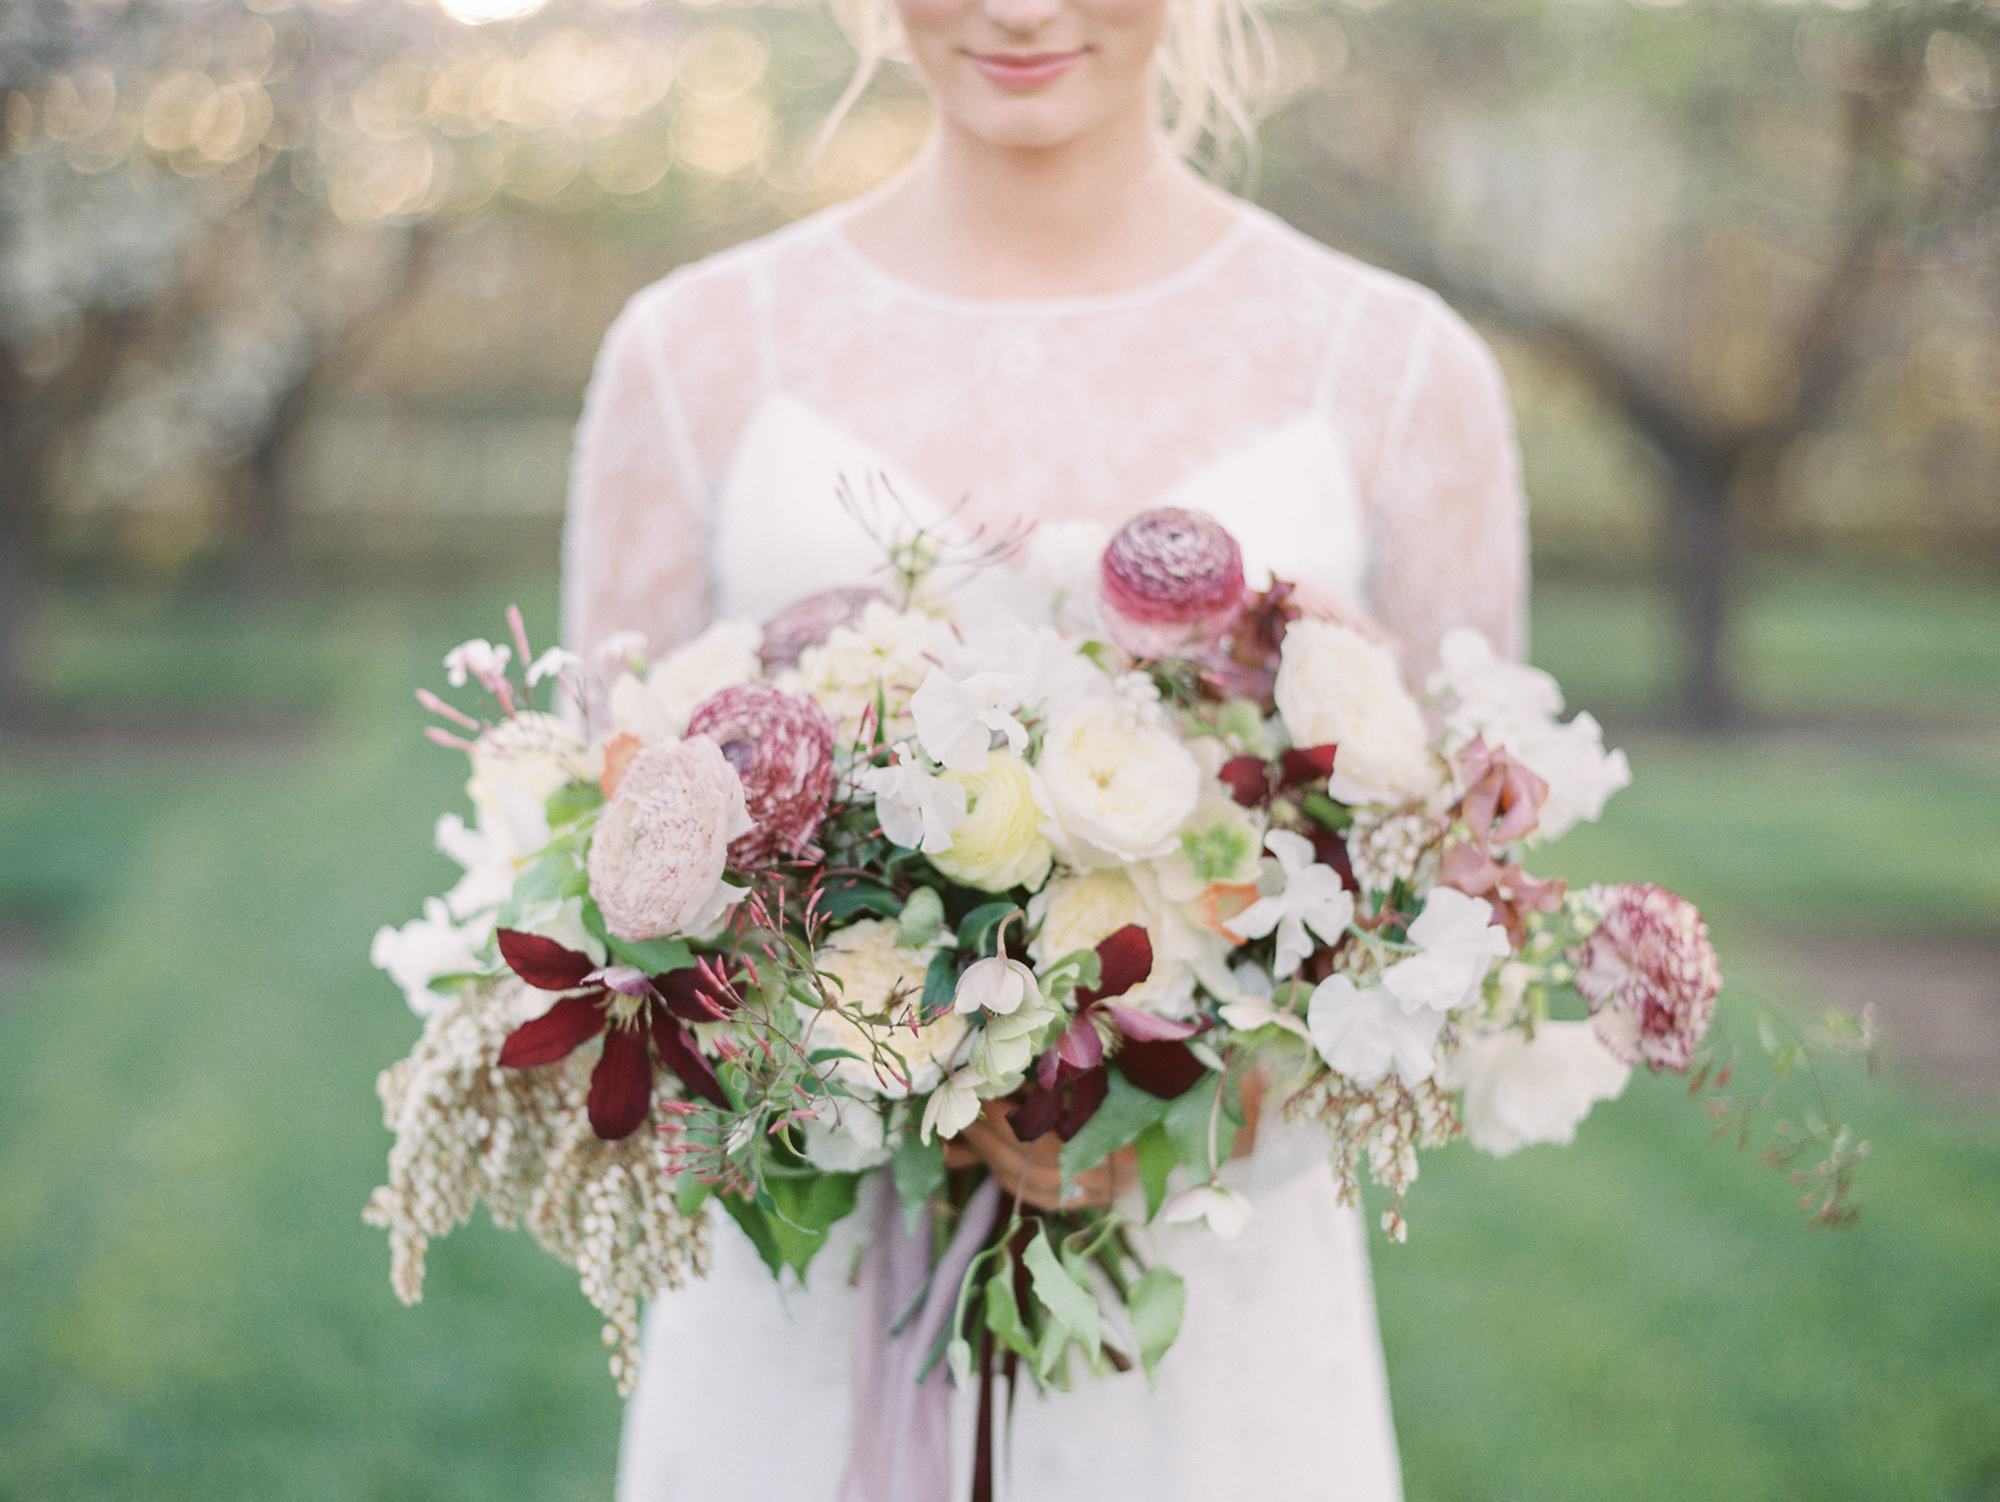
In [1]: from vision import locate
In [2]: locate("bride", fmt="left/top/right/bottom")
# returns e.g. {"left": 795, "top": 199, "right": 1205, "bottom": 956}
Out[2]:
{"left": 562, "top": 0, "right": 1525, "bottom": 1491}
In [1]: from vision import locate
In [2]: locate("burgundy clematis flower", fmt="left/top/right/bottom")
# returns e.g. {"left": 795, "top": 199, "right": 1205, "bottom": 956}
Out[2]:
{"left": 494, "top": 928, "right": 734, "bottom": 1139}
{"left": 686, "top": 683, "right": 836, "bottom": 866}
{"left": 1007, "top": 925, "right": 1207, "bottom": 1143}
{"left": 1100, "top": 508, "right": 1247, "bottom": 660}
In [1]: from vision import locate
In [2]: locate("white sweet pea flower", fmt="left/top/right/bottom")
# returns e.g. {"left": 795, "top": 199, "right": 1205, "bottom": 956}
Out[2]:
{"left": 1306, "top": 974, "right": 1446, "bottom": 1086}
{"left": 1222, "top": 830, "right": 1356, "bottom": 978}
{"left": 1442, "top": 1022, "right": 1632, "bottom": 1156}
{"left": 921, "top": 1074, "right": 983, "bottom": 1144}
{"left": 443, "top": 638, "right": 511, "bottom": 688}
{"left": 954, "top": 955, "right": 1040, "bottom": 1016}
{"left": 433, "top": 812, "right": 516, "bottom": 920}
{"left": 911, "top": 667, "right": 1029, "bottom": 773}
{"left": 371, "top": 898, "right": 490, "bottom": 1016}
{"left": 1161, "top": 1183, "right": 1256, "bottom": 1240}
{"left": 595, "top": 629, "right": 648, "bottom": 668}
{"left": 857, "top": 744, "right": 969, "bottom": 854}
{"left": 525, "top": 646, "right": 580, "bottom": 686}
{"left": 1428, "top": 628, "right": 1632, "bottom": 840}
{"left": 801, "top": 1099, "right": 895, "bottom": 1171}
{"left": 1381, "top": 888, "right": 1512, "bottom": 1015}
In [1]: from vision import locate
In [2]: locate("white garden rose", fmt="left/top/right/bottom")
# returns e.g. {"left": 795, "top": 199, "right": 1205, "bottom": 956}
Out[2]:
{"left": 586, "top": 736, "right": 753, "bottom": 942}
{"left": 1274, "top": 620, "right": 1434, "bottom": 804}
{"left": 799, "top": 1098, "right": 895, "bottom": 1171}
{"left": 931, "top": 751, "right": 1055, "bottom": 893}
{"left": 609, "top": 620, "right": 761, "bottom": 743}
{"left": 1037, "top": 697, "right": 1201, "bottom": 866}
{"left": 1443, "top": 1022, "right": 1631, "bottom": 1156}
{"left": 806, "top": 919, "right": 969, "bottom": 1099}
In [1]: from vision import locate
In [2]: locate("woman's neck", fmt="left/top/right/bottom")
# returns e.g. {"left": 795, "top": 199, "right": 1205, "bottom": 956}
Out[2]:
{"left": 842, "top": 116, "right": 1239, "bottom": 301}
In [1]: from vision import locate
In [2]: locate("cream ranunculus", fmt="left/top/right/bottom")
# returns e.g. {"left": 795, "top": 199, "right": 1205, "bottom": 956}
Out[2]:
{"left": 1274, "top": 620, "right": 1435, "bottom": 804}
{"left": 586, "top": 736, "right": 753, "bottom": 943}
{"left": 608, "top": 620, "right": 762, "bottom": 744}
{"left": 806, "top": 919, "right": 970, "bottom": 1099}
{"left": 1037, "top": 697, "right": 1201, "bottom": 866}
{"left": 931, "top": 751, "right": 1055, "bottom": 893}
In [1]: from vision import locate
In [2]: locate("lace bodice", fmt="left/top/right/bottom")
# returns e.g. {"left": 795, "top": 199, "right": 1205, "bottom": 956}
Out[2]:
{"left": 562, "top": 201, "right": 1526, "bottom": 682}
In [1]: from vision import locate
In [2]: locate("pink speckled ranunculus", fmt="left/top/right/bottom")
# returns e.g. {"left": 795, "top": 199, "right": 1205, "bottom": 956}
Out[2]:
{"left": 686, "top": 683, "right": 836, "bottom": 865}
{"left": 1099, "top": 508, "right": 1245, "bottom": 659}
{"left": 1572, "top": 883, "right": 1722, "bottom": 1071}
{"left": 759, "top": 587, "right": 885, "bottom": 674}
{"left": 587, "top": 736, "right": 752, "bottom": 942}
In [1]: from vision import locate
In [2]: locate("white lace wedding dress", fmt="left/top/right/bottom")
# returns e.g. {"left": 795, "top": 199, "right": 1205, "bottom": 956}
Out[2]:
{"left": 561, "top": 197, "right": 1527, "bottom": 1502}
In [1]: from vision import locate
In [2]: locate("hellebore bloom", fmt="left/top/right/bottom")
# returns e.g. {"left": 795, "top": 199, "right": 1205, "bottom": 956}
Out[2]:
{"left": 493, "top": 928, "right": 733, "bottom": 1139}
{"left": 1008, "top": 925, "right": 1207, "bottom": 1143}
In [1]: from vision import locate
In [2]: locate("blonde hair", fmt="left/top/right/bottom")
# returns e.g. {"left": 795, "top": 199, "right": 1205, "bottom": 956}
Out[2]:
{"left": 821, "top": 0, "right": 1273, "bottom": 178}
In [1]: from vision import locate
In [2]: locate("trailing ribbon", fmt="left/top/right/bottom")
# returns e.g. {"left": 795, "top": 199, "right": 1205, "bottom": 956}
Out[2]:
{"left": 839, "top": 1174, "right": 1003, "bottom": 1502}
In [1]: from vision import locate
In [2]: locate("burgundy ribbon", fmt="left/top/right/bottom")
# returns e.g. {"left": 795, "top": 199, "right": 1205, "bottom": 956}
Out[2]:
{"left": 839, "top": 1174, "right": 1004, "bottom": 1502}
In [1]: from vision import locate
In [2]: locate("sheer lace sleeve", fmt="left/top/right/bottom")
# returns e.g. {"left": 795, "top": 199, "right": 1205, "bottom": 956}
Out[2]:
{"left": 561, "top": 291, "right": 714, "bottom": 661}
{"left": 1359, "top": 300, "right": 1528, "bottom": 682}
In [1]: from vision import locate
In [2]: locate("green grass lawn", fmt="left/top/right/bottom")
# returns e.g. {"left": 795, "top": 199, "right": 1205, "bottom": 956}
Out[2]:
{"left": 0, "top": 564, "right": 1994, "bottom": 1500}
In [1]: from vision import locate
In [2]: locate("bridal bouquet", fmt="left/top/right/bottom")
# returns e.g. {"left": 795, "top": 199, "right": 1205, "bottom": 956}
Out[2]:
{"left": 367, "top": 506, "right": 1721, "bottom": 1396}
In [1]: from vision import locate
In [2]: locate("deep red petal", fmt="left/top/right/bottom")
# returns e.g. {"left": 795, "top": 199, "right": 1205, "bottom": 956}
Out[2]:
{"left": 654, "top": 966, "right": 738, "bottom": 1023}
{"left": 1077, "top": 924, "right": 1152, "bottom": 1004}
{"left": 1054, "top": 1067, "right": 1110, "bottom": 1141}
{"left": 1105, "top": 1005, "right": 1200, "bottom": 1042}
{"left": 1306, "top": 826, "right": 1357, "bottom": 891}
{"left": 588, "top": 1023, "right": 653, "bottom": 1140}
{"left": 1280, "top": 744, "right": 1339, "bottom": 788}
{"left": 1119, "top": 1040, "right": 1207, "bottom": 1099}
{"left": 498, "top": 992, "right": 608, "bottom": 1067}
{"left": 650, "top": 1006, "right": 728, "bottom": 1109}
{"left": 1007, "top": 1086, "right": 1062, "bottom": 1143}
{"left": 1054, "top": 1017, "right": 1105, "bottom": 1073}
{"left": 496, "top": 929, "right": 597, "bottom": 991}
{"left": 1218, "top": 755, "right": 1270, "bottom": 808}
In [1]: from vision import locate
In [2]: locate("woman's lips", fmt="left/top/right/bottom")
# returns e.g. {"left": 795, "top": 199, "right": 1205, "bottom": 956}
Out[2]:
{"left": 968, "top": 50, "right": 1085, "bottom": 90}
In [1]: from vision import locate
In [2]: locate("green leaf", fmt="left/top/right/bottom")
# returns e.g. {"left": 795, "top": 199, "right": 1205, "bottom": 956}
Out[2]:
{"left": 605, "top": 934, "right": 695, "bottom": 975}
{"left": 958, "top": 902, "right": 1022, "bottom": 957}
{"left": 723, "top": 1172, "right": 863, "bottom": 1282}
{"left": 509, "top": 850, "right": 577, "bottom": 909}
{"left": 983, "top": 1261, "right": 1034, "bottom": 1359}
{"left": 1059, "top": 1071, "right": 1172, "bottom": 1183}
{"left": 1134, "top": 1122, "right": 1175, "bottom": 1222}
{"left": 717, "top": 1191, "right": 786, "bottom": 1278}
{"left": 1023, "top": 1227, "right": 1100, "bottom": 1366}
{"left": 897, "top": 886, "right": 946, "bottom": 949}
{"left": 546, "top": 780, "right": 604, "bottom": 828}
{"left": 1302, "top": 790, "right": 1353, "bottom": 831}
{"left": 891, "top": 1129, "right": 946, "bottom": 1239}
{"left": 919, "top": 948, "right": 959, "bottom": 1023}
{"left": 1162, "top": 1073, "right": 1223, "bottom": 1178}
{"left": 1128, "top": 1265, "right": 1186, "bottom": 1388}
{"left": 819, "top": 879, "right": 905, "bottom": 922}
{"left": 674, "top": 1174, "right": 714, "bottom": 1218}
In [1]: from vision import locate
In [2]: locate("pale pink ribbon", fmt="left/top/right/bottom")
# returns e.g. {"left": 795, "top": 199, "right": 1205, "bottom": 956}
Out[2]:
{"left": 839, "top": 1175, "right": 1004, "bottom": 1502}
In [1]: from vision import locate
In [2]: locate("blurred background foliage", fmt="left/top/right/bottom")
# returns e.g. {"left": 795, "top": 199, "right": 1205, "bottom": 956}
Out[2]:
{"left": 0, "top": 0, "right": 1996, "bottom": 1497}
